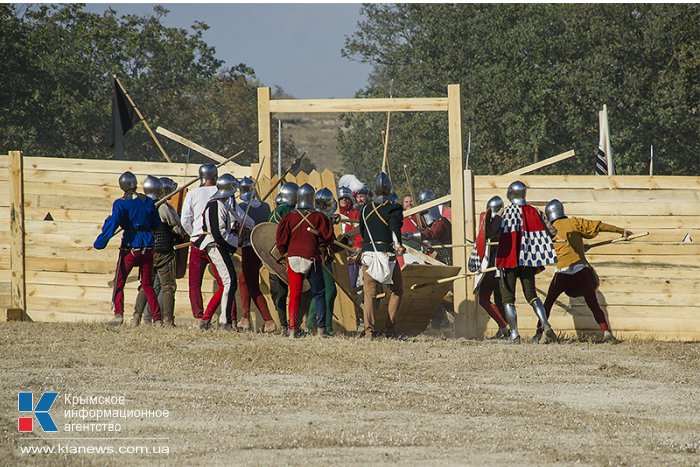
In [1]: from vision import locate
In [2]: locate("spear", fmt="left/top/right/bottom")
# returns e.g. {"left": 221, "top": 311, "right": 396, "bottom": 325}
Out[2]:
{"left": 410, "top": 267, "right": 498, "bottom": 291}
{"left": 258, "top": 152, "right": 307, "bottom": 203}
{"left": 583, "top": 232, "right": 649, "bottom": 251}
{"left": 113, "top": 75, "right": 172, "bottom": 163}
{"left": 109, "top": 147, "right": 247, "bottom": 239}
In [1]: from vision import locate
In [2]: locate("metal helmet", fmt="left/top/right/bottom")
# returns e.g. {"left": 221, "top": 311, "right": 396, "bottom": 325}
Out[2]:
{"left": 315, "top": 188, "right": 337, "bottom": 216}
{"left": 159, "top": 177, "right": 178, "bottom": 198}
{"left": 143, "top": 175, "right": 162, "bottom": 200}
{"left": 545, "top": 199, "right": 566, "bottom": 223}
{"left": 507, "top": 180, "right": 527, "bottom": 206}
{"left": 487, "top": 196, "right": 504, "bottom": 215}
{"left": 296, "top": 183, "right": 315, "bottom": 210}
{"left": 337, "top": 186, "right": 353, "bottom": 202}
{"left": 278, "top": 182, "right": 299, "bottom": 207}
{"left": 372, "top": 172, "right": 393, "bottom": 203}
{"left": 211, "top": 174, "right": 238, "bottom": 200}
{"left": 275, "top": 193, "right": 284, "bottom": 206}
{"left": 239, "top": 176, "right": 256, "bottom": 202}
{"left": 118, "top": 171, "right": 137, "bottom": 193}
{"left": 356, "top": 184, "right": 370, "bottom": 196}
{"left": 418, "top": 188, "right": 440, "bottom": 225}
{"left": 198, "top": 163, "right": 218, "bottom": 186}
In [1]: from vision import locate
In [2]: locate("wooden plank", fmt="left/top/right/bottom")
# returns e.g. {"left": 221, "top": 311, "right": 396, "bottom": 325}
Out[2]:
{"left": 403, "top": 194, "right": 451, "bottom": 218}
{"left": 25, "top": 232, "right": 97, "bottom": 247}
{"left": 257, "top": 87, "right": 273, "bottom": 179}
{"left": 475, "top": 175, "right": 700, "bottom": 190}
{"left": 307, "top": 170, "right": 323, "bottom": 190}
{"left": 546, "top": 202, "right": 697, "bottom": 217}
{"left": 24, "top": 194, "right": 115, "bottom": 211}
{"left": 25, "top": 207, "right": 110, "bottom": 223}
{"left": 580, "top": 242, "right": 700, "bottom": 255}
{"left": 592, "top": 265, "right": 698, "bottom": 279}
{"left": 24, "top": 181, "right": 126, "bottom": 199}
{"left": 24, "top": 220, "right": 104, "bottom": 235}
{"left": 475, "top": 188, "right": 700, "bottom": 203}
{"left": 24, "top": 156, "right": 200, "bottom": 175}
{"left": 503, "top": 150, "right": 576, "bottom": 176}
{"left": 269, "top": 97, "right": 449, "bottom": 113}
{"left": 9, "top": 151, "right": 26, "bottom": 311}
{"left": 585, "top": 254, "right": 700, "bottom": 266}
{"left": 155, "top": 126, "right": 227, "bottom": 163}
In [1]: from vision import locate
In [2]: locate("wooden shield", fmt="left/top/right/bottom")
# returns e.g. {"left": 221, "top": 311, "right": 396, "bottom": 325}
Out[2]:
{"left": 371, "top": 262, "right": 462, "bottom": 336}
{"left": 251, "top": 222, "right": 290, "bottom": 284}
{"left": 175, "top": 244, "right": 189, "bottom": 279}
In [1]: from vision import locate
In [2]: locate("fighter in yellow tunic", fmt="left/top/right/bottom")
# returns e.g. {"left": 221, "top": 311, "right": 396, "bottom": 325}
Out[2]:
{"left": 537, "top": 199, "right": 633, "bottom": 343}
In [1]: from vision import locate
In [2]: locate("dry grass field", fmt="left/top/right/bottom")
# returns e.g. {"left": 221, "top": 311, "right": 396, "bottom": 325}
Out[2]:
{"left": 2, "top": 322, "right": 700, "bottom": 466}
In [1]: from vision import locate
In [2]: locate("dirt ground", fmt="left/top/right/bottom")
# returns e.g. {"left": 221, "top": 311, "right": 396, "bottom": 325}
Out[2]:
{"left": 2, "top": 322, "right": 700, "bottom": 466}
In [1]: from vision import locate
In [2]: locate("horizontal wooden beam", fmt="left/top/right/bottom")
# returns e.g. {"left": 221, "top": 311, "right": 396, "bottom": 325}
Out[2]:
{"left": 269, "top": 97, "right": 448, "bottom": 114}
{"left": 403, "top": 194, "right": 451, "bottom": 218}
{"left": 155, "top": 127, "right": 226, "bottom": 164}
{"left": 504, "top": 149, "right": 576, "bottom": 177}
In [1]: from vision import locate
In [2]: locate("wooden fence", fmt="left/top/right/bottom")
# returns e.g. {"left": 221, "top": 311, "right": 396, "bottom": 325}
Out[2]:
{"left": 470, "top": 175, "right": 699, "bottom": 341}
{"left": 2, "top": 153, "right": 699, "bottom": 340}
{"left": 0, "top": 152, "right": 357, "bottom": 331}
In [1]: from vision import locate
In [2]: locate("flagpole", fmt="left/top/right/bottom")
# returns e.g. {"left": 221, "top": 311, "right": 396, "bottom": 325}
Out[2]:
{"left": 603, "top": 104, "right": 614, "bottom": 175}
{"left": 278, "top": 119, "right": 282, "bottom": 178}
{"left": 649, "top": 145, "right": 654, "bottom": 177}
{"left": 113, "top": 75, "right": 172, "bottom": 163}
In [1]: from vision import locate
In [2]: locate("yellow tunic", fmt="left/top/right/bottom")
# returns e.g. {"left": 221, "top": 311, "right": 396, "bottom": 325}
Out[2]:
{"left": 552, "top": 217, "right": 624, "bottom": 269}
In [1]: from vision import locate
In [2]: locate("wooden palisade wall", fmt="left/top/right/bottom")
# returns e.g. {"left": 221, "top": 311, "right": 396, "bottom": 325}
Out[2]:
{"left": 2, "top": 154, "right": 698, "bottom": 340}
{"left": 471, "top": 175, "right": 699, "bottom": 341}
{"left": 1, "top": 153, "right": 360, "bottom": 330}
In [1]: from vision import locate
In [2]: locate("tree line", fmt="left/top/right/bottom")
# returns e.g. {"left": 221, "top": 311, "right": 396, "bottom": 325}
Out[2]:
{"left": 339, "top": 4, "right": 699, "bottom": 192}
{"left": 0, "top": 4, "right": 307, "bottom": 169}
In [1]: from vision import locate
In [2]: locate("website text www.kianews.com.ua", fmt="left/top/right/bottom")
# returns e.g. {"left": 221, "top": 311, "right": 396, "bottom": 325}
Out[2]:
{"left": 20, "top": 444, "right": 170, "bottom": 455}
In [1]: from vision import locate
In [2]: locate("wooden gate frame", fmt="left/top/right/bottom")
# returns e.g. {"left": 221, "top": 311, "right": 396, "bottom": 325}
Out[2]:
{"left": 257, "top": 85, "right": 476, "bottom": 336}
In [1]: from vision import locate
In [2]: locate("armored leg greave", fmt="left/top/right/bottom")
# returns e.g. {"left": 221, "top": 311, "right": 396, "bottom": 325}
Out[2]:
{"left": 504, "top": 303, "right": 519, "bottom": 340}
{"left": 531, "top": 298, "right": 550, "bottom": 329}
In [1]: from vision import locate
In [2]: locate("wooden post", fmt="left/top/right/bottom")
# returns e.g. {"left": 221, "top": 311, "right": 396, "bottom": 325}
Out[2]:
{"left": 8, "top": 151, "right": 26, "bottom": 320}
{"left": 447, "top": 84, "right": 468, "bottom": 337}
{"left": 257, "top": 87, "right": 273, "bottom": 179}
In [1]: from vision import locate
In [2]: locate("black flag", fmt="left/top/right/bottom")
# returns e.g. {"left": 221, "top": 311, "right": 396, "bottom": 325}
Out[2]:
{"left": 109, "top": 79, "right": 139, "bottom": 160}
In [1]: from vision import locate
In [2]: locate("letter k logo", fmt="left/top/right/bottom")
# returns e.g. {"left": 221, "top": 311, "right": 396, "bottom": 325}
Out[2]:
{"left": 18, "top": 392, "right": 59, "bottom": 432}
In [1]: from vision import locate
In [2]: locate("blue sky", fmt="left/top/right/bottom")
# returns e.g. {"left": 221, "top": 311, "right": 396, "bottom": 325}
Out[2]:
{"left": 84, "top": 3, "right": 374, "bottom": 98}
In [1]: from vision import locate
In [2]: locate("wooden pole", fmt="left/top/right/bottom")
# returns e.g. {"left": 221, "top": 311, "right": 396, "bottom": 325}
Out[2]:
{"left": 113, "top": 75, "right": 172, "bottom": 163}
{"left": 410, "top": 267, "right": 497, "bottom": 291}
{"left": 155, "top": 126, "right": 226, "bottom": 163}
{"left": 257, "top": 87, "right": 273, "bottom": 179}
{"left": 9, "top": 151, "right": 26, "bottom": 320}
{"left": 381, "top": 79, "right": 394, "bottom": 179}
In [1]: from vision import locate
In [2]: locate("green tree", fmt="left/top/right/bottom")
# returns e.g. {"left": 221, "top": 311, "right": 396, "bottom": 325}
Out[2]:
{"left": 0, "top": 4, "right": 301, "bottom": 168}
{"left": 340, "top": 4, "right": 699, "bottom": 190}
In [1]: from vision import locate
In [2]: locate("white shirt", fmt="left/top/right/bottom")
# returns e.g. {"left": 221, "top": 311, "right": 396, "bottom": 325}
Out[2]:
{"left": 181, "top": 185, "right": 217, "bottom": 241}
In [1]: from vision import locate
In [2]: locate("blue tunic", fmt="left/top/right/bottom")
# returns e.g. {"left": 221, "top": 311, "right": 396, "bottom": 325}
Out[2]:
{"left": 93, "top": 195, "right": 161, "bottom": 250}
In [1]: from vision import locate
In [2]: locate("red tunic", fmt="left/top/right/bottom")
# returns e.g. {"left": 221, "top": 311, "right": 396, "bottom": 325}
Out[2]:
{"left": 421, "top": 217, "right": 452, "bottom": 243}
{"left": 276, "top": 210, "right": 334, "bottom": 261}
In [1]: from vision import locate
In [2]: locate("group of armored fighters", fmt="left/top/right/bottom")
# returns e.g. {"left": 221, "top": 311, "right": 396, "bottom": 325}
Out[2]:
{"left": 94, "top": 163, "right": 633, "bottom": 342}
